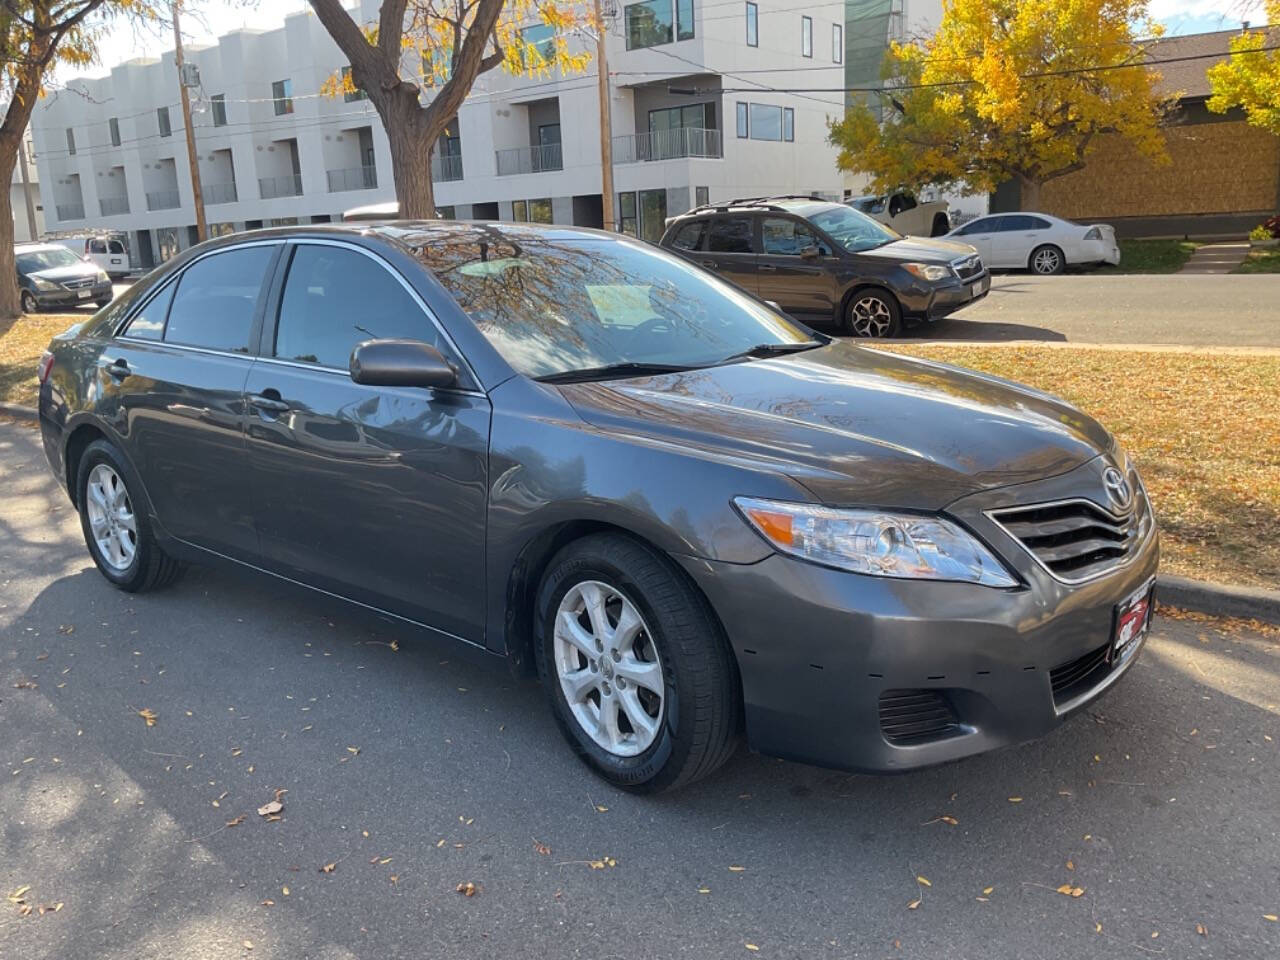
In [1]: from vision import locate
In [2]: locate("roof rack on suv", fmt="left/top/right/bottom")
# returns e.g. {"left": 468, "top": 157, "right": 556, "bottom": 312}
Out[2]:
{"left": 678, "top": 194, "right": 831, "bottom": 217}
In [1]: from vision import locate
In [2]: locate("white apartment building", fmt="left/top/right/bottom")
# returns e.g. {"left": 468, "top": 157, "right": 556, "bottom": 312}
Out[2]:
{"left": 31, "top": 1, "right": 930, "bottom": 269}
{"left": 8, "top": 126, "right": 45, "bottom": 243}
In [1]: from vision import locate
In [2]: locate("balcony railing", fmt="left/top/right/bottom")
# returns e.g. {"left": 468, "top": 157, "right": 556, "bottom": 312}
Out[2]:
{"left": 99, "top": 196, "right": 130, "bottom": 216}
{"left": 205, "top": 182, "right": 238, "bottom": 205}
{"left": 431, "top": 154, "right": 464, "bottom": 183}
{"left": 495, "top": 142, "right": 563, "bottom": 176}
{"left": 55, "top": 202, "right": 85, "bottom": 221}
{"left": 259, "top": 174, "right": 303, "bottom": 199}
{"left": 326, "top": 165, "right": 378, "bottom": 193}
{"left": 613, "top": 127, "right": 723, "bottom": 164}
{"left": 146, "top": 190, "right": 181, "bottom": 211}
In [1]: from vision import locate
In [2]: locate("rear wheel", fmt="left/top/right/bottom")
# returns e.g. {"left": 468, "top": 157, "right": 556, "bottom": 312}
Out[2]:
{"left": 20, "top": 290, "right": 38, "bottom": 314}
{"left": 76, "top": 439, "right": 184, "bottom": 592}
{"left": 1029, "top": 244, "right": 1065, "bottom": 275}
{"left": 845, "top": 288, "right": 903, "bottom": 338}
{"left": 535, "top": 534, "right": 739, "bottom": 792}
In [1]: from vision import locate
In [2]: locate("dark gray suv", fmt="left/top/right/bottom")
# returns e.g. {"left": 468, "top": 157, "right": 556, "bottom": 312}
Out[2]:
{"left": 659, "top": 197, "right": 989, "bottom": 337}
{"left": 37, "top": 222, "right": 1157, "bottom": 792}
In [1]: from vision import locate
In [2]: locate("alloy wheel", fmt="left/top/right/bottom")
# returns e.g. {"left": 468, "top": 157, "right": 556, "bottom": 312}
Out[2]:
{"left": 850, "top": 295, "right": 894, "bottom": 337}
{"left": 553, "top": 580, "right": 665, "bottom": 757}
{"left": 1033, "top": 248, "right": 1062, "bottom": 274}
{"left": 85, "top": 463, "right": 137, "bottom": 571}
{"left": 20, "top": 291, "right": 37, "bottom": 314}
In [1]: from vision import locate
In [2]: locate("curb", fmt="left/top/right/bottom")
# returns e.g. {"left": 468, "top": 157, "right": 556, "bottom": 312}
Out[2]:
{"left": 0, "top": 402, "right": 37, "bottom": 422}
{"left": 1158, "top": 574, "right": 1280, "bottom": 626}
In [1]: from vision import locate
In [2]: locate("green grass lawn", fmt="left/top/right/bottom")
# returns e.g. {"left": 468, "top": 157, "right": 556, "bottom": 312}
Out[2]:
{"left": 1097, "top": 238, "right": 1200, "bottom": 274}
{"left": 1235, "top": 246, "right": 1280, "bottom": 273}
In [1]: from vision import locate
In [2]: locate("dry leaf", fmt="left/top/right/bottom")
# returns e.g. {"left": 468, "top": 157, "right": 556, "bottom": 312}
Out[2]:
{"left": 1066, "top": 860, "right": 1075, "bottom": 871}
{"left": 260, "top": 900, "right": 274, "bottom": 907}
{"left": 595, "top": 805, "right": 608, "bottom": 813}
{"left": 243, "top": 940, "right": 253, "bottom": 950}
{"left": 456, "top": 881, "right": 479, "bottom": 897}
{"left": 940, "top": 815, "right": 958, "bottom": 825}
{"left": 226, "top": 815, "right": 245, "bottom": 828}
{"left": 916, "top": 876, "right": 931, "bottom": 887}
{"left": 436, "top": 839, "right": 445, "bottom": 848}
{"left": 281, "top": 886, "right": 290, "bottom": 897}
{"left": 533, "top": 841, "right": 551, "bottom": 856}
{"left": 728, "top": 865, "right": 746, "bottom": 873}
{"left": 320, "top": 863, "right": 336, "bottom": 874}
{"left": 1264, "top": 914, "right": 1278, "bottom": 922}
{"left": 257, "top": 800, "right": 283, "bottom": 817}
{"left": 1095, "top": 923, "right": 1102, "bottom": 934}
{"left": 698, "top": 887, "right": 711, "bottom": 894}
{"left": 7, "top": 885, "right": 30, "bottom": 903}
{"left": 137, "top": 708, "right": 158, "bottom": 727}
{"left": 1007, "top": 797, "right": 1022, "bottom": 803}
{"left": 587, "top": 857, "right": 618, "bottom": 869}
{"left": 1195, "top": 923, "right": 1206, "bottom": 936}
{"left": 347, "top": 746, "right": 360, "bottom": 755}
{"left": 745, "top": 945, "right": 759, "bottom": 952}
{"left": 907, "top": 897, "right": 922, "bottom": 910}
{"left": 1056, "top": 884, "right": 1086, "bottom": 898}
{"left": 982, "top": 886, "right": 994, "bottom": 895}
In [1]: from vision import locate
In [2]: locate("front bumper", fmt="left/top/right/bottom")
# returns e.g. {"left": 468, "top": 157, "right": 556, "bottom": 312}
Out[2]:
{"left": 899, "top": 272, "right": 990, "bottom": 321}
{"left": 676, "top": 460, "right": 1159, "bottom": 773}
{"left": 32, "top": 282, "right": 113, "bottom": 308}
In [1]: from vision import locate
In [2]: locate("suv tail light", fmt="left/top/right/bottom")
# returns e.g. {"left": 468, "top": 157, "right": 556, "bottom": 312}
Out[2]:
{"left": 37, "top": 351, "right": 55, "bottom": 385}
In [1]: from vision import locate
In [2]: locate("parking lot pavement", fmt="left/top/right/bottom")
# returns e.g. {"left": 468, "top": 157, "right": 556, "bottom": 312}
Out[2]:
{"left": 913, "top": 273, "right": 1280, "bottom": 347}
{"left": 2, "top": 419, "right": 1278, "bottom": 960}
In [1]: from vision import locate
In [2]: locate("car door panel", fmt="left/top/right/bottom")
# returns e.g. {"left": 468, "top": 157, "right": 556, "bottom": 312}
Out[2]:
{"left": 757, "top": 216, "right": 834, "bottom": 316}
{"left": 245, "top": 240, "right": 491, "bottom": 642}
{"left": 701, "top": 215, "right": 759, "bottom": 295}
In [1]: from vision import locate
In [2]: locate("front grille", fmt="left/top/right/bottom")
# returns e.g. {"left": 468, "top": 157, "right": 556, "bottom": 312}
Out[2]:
{"left": 61, "top": 277, "right": 95, "bottom": 290}
{"left": 989, "top": 488, "right": 1152, "bottom": 583}
{"left": 952, "top": 255, "right": 985, "bottom": 281}
{"left": 1049, "top": 642, "right": 1111, "bottom": 706}
{"left": 878, "top": 689, "right": 962, "bottom": 745}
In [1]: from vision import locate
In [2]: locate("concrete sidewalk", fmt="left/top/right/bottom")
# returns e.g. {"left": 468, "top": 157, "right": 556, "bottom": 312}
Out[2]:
{"left": 1179, "top": 242, "right": 1251, "bottom": 274}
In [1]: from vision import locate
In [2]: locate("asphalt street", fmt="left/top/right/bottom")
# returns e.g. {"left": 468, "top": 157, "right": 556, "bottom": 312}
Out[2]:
{"left": 1, "top": 420, "right": 1278, "bottom": 960}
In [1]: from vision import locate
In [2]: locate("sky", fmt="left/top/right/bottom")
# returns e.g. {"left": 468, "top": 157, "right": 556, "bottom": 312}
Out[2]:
{"left": 59, "top": 0, "right": 1273, "bottom": 85}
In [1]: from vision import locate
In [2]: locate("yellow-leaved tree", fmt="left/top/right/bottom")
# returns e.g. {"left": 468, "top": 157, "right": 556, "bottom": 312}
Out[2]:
{"left": 828, "top": 0, "right": 1171, "bottom": 210}
{"left": 1207, "top": 1, "right": 1280, "bottom": 135}
{"left": 308, "top": 0, "right": 594, "bottom": 219}
{"left": 1, "top": 1, "right": 167, "bottom": 319}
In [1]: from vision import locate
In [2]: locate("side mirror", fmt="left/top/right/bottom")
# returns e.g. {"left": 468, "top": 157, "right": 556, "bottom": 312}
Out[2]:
{"left": 349, "top": 339, "right": 457, "bottom": 389}
{"left": 800, "top": 245, "right": 820, "bottom": 260}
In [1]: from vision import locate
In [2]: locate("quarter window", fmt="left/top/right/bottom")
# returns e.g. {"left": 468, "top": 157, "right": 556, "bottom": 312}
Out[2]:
{"left": 164, "top": 246, "right": 275, "bottom": 352}
{"left": 125, "top": 281, "right": 177, "bottom": 341}
{"left": 746, "top": 2, "right": 758, "bottom": 46}
{"left": 706, "top": 216, "right": 755, "bottom": 253}
{"left": 801, "top": 16, "right": 812, "bottom": 58}
{"left": 274, "top": 245, "right": 444, "bottom": 370}
{"left": 670, "top": 220, "right": 706, "bottom": 251}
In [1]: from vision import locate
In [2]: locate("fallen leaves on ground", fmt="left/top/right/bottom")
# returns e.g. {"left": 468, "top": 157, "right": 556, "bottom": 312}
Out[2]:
{"left": 1056, "top": 884, "right": 1086, "bottom": 898}
{"left": 916, "top": 876, "right": 931, "bottom": 887}
{"left": 257, "top": 801, "right": 283, "bottom": 817}
{"left": 456, "top": 881, "right": 479, "bottom": 897}
{"left": 588, "top": 857, "right": 618, "bottom": 869}
{"left": 728, "top": 865, "right": 746, "bottom": 873}
{"left": 319, "top": 863, "right": 336, "bottom": 874}
{"left": 226, "top": 815, "right": 246, "bottom": 828}
{"left": 137, "top": 708, "right": 158, "bottom": 727}
{"left": 533, "top": 841, "right": 552, "bottom": 856}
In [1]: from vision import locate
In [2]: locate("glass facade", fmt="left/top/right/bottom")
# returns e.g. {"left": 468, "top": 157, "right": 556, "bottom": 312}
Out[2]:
{"left": 625, "top": 0, "right": 693, "bottom": 50}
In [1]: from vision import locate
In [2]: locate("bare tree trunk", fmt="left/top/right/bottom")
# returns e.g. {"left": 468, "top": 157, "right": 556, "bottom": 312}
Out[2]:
{"left": 386, "top": 105, "right": 437, "bottom": 219}
{"left": 0, "top": 145, "right": 21, "bottom": 319}
{"left": 1018, "top": 174, "right": 1043, "bottom": 211}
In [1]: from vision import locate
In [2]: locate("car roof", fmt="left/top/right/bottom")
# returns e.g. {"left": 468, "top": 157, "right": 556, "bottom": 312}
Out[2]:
{"left": 670, "top": 197, "right": 847, "bottom": 224}
{"left": 186, "top": 220, "right": 626, "bottom": 251}
{"left": 14, "top": 243, "right": 67, "bottom": 253}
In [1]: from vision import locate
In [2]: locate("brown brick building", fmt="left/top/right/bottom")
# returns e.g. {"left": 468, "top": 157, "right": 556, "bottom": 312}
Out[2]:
{"left": 991, "top": 29, "right": 1280, "bottom": 238}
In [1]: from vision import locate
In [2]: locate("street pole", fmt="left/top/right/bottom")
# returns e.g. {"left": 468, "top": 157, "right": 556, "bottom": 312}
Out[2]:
{"left": 594, "top": 0, "right": 615, "bottom": 232}
{"left": 172, "top": 2, "right": 207, "bottom": 243}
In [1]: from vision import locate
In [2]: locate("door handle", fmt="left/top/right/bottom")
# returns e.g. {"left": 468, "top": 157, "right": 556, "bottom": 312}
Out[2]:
{"left": 105, "top": 358, "right": 130, "bottom": 380}
{"left": 758, "top": 264, "right": 777, "bottom": 272}
{"left": 699, "top": 260, "right": 718, "bottom": 270}
{"left": 249, "top": 392, "right": 289, "bottom": 414}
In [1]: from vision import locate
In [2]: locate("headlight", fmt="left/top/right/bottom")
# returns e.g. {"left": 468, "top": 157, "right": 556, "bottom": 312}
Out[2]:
{"left": 734, "top": 497, "right": 1017, "bottom": 587}
{"left": 902, "top": 262, "right": 952, "bottom": 282}
{"left": 97, "top": 270, "right": 110, "bottom": 282}
{"left": 33, "top": 277, "right": 58, "bottom": 291}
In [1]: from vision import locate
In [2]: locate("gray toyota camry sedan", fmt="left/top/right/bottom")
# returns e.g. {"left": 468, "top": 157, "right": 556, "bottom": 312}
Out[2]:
{"left": 37, "top": 222, "right": 1158, "bottom": 792}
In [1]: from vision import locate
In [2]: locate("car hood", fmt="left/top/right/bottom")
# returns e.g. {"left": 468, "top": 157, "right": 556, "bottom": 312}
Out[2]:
{"left": 556, "top": 341, "right": 1112, "bottom": 510}
{"left": 858, "top": 235, "right": 977, "bottom": 263}
{"left": 30, "top": 263, "right": 99, "bottom": 283}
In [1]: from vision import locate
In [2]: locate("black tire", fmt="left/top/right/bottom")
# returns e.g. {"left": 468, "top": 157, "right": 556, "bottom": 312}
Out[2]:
{"left": 844, "top": 287, "right": 903, "bottom": 338}
{"left": 930, "top": 213, "right": 950, "bottom": 237}
{"left": 1029, "top": 244, "right": 1065, "bottom": 275}
{"left": 20, "top": 290, "right": 39, "bottom": 314}
{"left": 535, "top": 533, "right": 740, "bottom": 793}
{"left": 76, "top": 439, "right": 184, "bottom": 592}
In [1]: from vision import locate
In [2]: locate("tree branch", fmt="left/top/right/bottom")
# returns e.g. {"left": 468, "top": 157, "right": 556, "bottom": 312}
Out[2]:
{"left": 377, "top": 0, "right": 409, "bottom": 64}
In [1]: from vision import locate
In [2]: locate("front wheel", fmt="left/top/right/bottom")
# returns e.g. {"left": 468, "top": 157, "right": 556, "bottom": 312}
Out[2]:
{"left": 845, "top": 288, "right": 903, "bottom": 338}
{"left": 1030, "top": 244, "right": 1065, "bottom": 275}
{"left": 535, "top": 534, "right": 740, "bottom": 792}
{"left": 76, "top": 439, "right": 184, "bottom": 592}
{"left": 20, "top": 290, "right": 38, "bottom": 314}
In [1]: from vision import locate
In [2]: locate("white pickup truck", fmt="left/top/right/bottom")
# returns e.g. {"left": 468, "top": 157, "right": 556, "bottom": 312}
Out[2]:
{"left": 848, "top": 192, "right": 951, "bottom": 237}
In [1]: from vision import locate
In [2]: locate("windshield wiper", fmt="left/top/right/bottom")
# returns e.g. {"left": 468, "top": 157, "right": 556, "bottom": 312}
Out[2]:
{"left": 536, "top": 362, "right": 699, "bottom": 385}
{"left": 719, "top": 340, "right": 825, "bottom": 364}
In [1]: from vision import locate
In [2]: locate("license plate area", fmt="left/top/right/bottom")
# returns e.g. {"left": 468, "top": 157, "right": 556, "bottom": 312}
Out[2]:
{"left": 1110, "top": 579, "right": 1155, "bottom": 664}
{"left": 77, "top": 289, "right": 92, "bottom": 299}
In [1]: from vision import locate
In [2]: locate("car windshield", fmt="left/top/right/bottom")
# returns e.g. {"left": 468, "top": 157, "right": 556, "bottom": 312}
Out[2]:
{"left": 406, "top": 228, "right": 817, "bottom": 379}
{"left": 16, "top": 247, "right": 82, "bottom": 272}
{"left": 809, "top": 206, "right": 899, "bottom": 252}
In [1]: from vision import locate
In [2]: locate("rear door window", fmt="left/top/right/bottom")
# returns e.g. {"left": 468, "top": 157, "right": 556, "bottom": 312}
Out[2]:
{"left": 957, "top": 217, "right": 1001, "bottom": 235}
{"left": 761, "top": 217, "right": 820, "bottom": 255}
{"left": 124, "top": 282, "right": 177, "bottom": 341}
{"left": 164, "top": 246, "right": 275, "bottom": 352}
{"left": 706, "top": 216, "right": 755, "bottom": 253}
{"left": 108, "top": 240, "right": 126, "bottom": 254}
{"left": 669, "top": 220, "right": 706, "bottom": 251}
{"left": 273, "top": 244, "right": 446, "bottom": 370}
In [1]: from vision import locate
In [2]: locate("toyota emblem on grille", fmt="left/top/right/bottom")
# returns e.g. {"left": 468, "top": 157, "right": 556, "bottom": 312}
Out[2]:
{"left": 1102, "top": 467, "right": 1132, "bottom": 511}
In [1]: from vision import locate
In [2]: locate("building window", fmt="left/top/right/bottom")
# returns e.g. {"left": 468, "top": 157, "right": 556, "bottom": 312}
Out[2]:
{"left": 65, "top": 128, "right": 76, "bottom": 155}
{"left": 618, "top": 191, "right": 638, "bottom": 236}
{"left": 735, "top": 102, "right": 748, "bottom": 138}
{"left": 625, "top": 0, "right": 693, "bottom": 50}
{"left": 833, "top": 24, "right": 842, "bottom": 63}
{"left": 696, "top": 186, "right": 709, "bottom": 207}
{"left": 639, "top": 189, "right": 667, "bottom": 244}
{"left": 513, "top": 199, "right": 529, "bottom": 222}
{"left": 745, "top": 2, "right": 757, "bottom": 46}
{"left": 749, "top": 103, "right": 783, "bottom": 141}
{"left": 783, "top": 107, "right": 794, "bottom": 141}
{"left": 649, "top": 102, "right": 715, "bottom": 134}
{"left": 341, "top": 66, "right": 368, "bottom": 103}
{"left": 211, "top": 94, "right": 227, "bottom": 126}
{"left": 157, "top": 107, "right": 171, "bottom": 137}
{"left": 529, "top": 198, "right": 553, "bottom": 224}
{"left": 272, "top": 79, "right": 294, "bottom": 115}
{"left": 438, "top": 205, "right": 456, "bottom": 220}
{"left": 521, "top": 23, "right": 556, "bottom": 63}
{"left": 801, "top": 16, "right": 812, "bottom": 58}
{"left": 109, "top": 118, "right": 121, "bottom": 147}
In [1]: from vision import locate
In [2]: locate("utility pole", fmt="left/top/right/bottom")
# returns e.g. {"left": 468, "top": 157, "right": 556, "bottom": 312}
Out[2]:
{"left": 17, "top": 132, "right": 38, "bottom": 241}
{"left": 172, "top": 2, "right": 207, "bottom": 242}
{"left": 594, "top": 0, "right": 615, "bottom": 232}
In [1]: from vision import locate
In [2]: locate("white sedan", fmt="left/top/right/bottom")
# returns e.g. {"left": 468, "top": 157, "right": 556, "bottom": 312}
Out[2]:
{"left": 945, "top": 213, "right": 1120, "bottom": 274}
